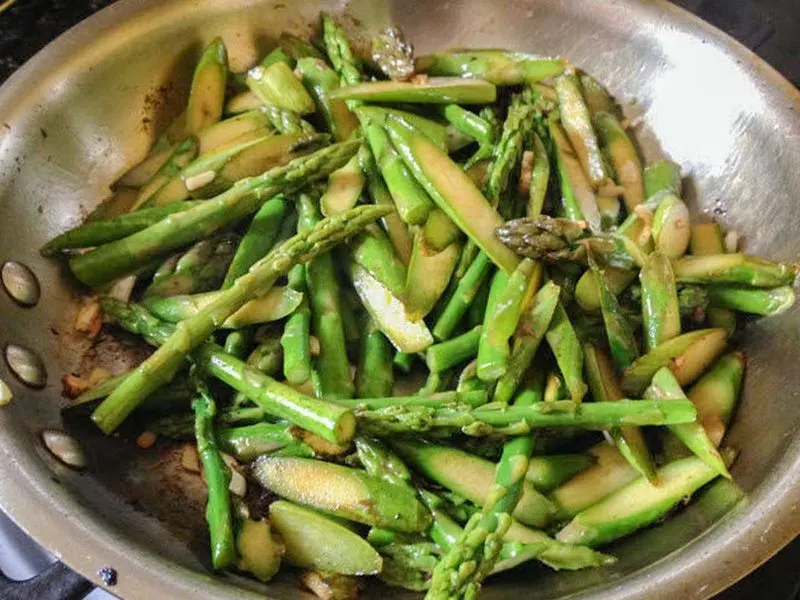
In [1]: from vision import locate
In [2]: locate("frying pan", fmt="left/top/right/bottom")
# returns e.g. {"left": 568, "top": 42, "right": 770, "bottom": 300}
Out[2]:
{"left": 0, "top": 0, "right": 797, "bottom": 598}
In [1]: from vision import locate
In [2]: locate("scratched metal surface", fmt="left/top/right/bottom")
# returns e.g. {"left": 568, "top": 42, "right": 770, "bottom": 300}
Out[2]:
{"left": 0, "top": 1, "right": 797, "bottom": 599}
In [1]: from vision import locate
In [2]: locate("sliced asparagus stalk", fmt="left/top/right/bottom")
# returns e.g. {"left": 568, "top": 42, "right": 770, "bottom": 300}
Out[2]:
{"left": 331, "top": 77, "right": 497, "bottom": 104}
{"left": 246, "top": 61, "right": 315, "bottom": 115}
{"left": 186, "top": 38, "right": 228, "bottom": 134}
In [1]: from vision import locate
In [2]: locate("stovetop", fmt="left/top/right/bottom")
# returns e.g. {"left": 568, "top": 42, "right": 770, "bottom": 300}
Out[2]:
{"left": 0, "top": 1, "right": 797, "bottom": 599}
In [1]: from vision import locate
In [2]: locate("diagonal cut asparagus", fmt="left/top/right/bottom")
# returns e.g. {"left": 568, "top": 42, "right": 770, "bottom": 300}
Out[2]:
{"left": 640, "top": 251, "right": 681, "bottom": 352}
{"left": 331, "top": 77, "right": 497, "bottom": 104}
{"left": 545, "top": 301, "right": 587, "bottom": 403}
{"left": 589, "top": 255, "right": 639, "bottom": 371}
{"left": 70, "top": 141, "right": 360, "bottom": 288}
{"left": 416, "top": 50, "right": 565, "bottom": 84}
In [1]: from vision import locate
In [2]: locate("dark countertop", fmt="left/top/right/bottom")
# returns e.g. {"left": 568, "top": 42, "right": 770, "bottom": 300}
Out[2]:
{"left": 0, "top": 1, "right": 796, "bottom": 599}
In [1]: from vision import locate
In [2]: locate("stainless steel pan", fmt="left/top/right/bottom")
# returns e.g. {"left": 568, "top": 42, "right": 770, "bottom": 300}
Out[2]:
{"left": 0, "top": 1, "right": 797, "bottom": 598}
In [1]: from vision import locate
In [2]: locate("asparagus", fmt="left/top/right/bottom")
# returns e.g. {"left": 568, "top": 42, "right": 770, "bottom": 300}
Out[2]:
{"left": 296, "top": 57, "right": 360, "bottom": 142}
{"left": 359, "top": 140, "right": 414, "bottom": 264}
{"left": 222, "top": 195, "right": 289, "bottom": 288}
{"left": 554, "top": 73, "right": 609, "bottom": 189}
{"left": 70, "top": 141, "right": 361, "bottom": 288}
{"left": 485, "top": 98, "right": 535, "bottom": 212}
{"left": 584, "top": 345, "right": 656, "bottom": 482}
{"left": 435, "top": 104, "right": 495, "bottom": 148}
{"left": 385, "top": 117, "right": 520, "bottom": 273}
{"left": 579, "top": 74, "right": 617, "bottom": 118}
{"left": 621, "top": 328, "right": 728, "bottom": 395}
{"left": 321, "top": 14, "right": 363, "bottom": 87}
{"left": 350, "top": 225, "right": 408, "bottom": 299}
{"left": 358, "top": 105, "right": 451, "bottom": 152}
{"left": 707, "top": 285, "right": 795, "bottom": 316}
{"left": 192, "top": 374, "right": 237, "bottom": 570}
{"left": 356, "top": 319, "right": 394, "bottom": 398}
{"left": 688, "top": 352, "right": 744, "bottom": 446}
{"left": 545, "top": 302, "right": 587, "bottom": 403}
{"left": 527, "top": 133, "right": 550, "bottom": 218}
{"left": 144, "top": 235, "right": 238, "bottom": 297}
{"left": 525, "top": 453, "right": 596, "bottom": 492}
{"left": 278, "top": 32, "right": 327, "bottom": 62}
{"left": 298, "top": 193, "right": 354, "bottom": 400}
{"left": 575, "top": 266, "right": 637, "bottom": 313}
{"left": 689, "top": 222, "right": 737, "bottom": 333}
{"left": 256, "top": 103, "right": 316, "bottom": 135}
{"left": 493, "top": 281, "right": 560, "bottom": 404}
{"left": 640, "top": 252, "right": 681, "bottom": 352}
{"left": 216, "top": 422, "right": 311, "bottom": 461}
{"left": 477, "top": 260, "right": 541, "bottom": 381}
{"left": 673, "top": 253, "right": 798, "bottom": 287}
{"left": 416, "top": 50, "right": 564, "bottom": 84}
{"left": 223, "top": 329, "right": 253, "bottom": 359}
{"left": 149, "top": 405, "right": 267, "bottom": 438}
{"left": 40, "top": 201, "right": 202, "bottom": 255}
{"left": 432, "top": 252, "right": 494, "bottom": 341}
{"left": 186, "top": 37, "right": 228, "bottom": 134}
{"left": 355, "top": 436, "right": 411, "bottom": 486}
{"left": 331, "top": 78, "right": 497, "bottom": 104}
{"left": 404, "top": 234, "right": 461, "bottom": 320}
{"left": 426, "top": 325, "right": 482, "bottom": 374}
{"left": 194, "top": 109, "right": 274, "bottom": 154}
{"left": 593, "top": 111, "right": 644, "bottom": 212}
{"left": 651, "top": 194, "right": 691, "bottom": 259}
{"left": 643, "top": 160, "right": 682, "bottom": 198}
{"left": 589, "top": 256, "right": 639, "bottom": 371}
{"left": 131, "top": 137, "right": 199, "bottom": 210}
{"left": 360, "top": 398, "right": 696, "bottom": 436}
{"left": 246, "top": 61, "right": 315, "bottom": 114}
{"left": 644, "top": 368, "right": 730, "bottom": 478}
{"left": 91, "top": 204, "right": 387, "bottom": 434}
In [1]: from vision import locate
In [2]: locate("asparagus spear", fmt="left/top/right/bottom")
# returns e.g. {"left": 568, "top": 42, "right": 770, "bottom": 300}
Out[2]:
{"left": 70, "top": 141, "right": 361, "bottom": 288}
{"left": 435, "top": 104, "right": 495, "bottom": 148}
{"left": 689, "top": 222, "right": 737, "bottom": 334}
{"left": 298, "top": 193, "right": 354, "bottom": 400}
{"left": 356, "top": 319, "right": 394, "bottom": 398}
{"left": 235, "top": 518, "right": 283, "bottom": 583}
{"left": 493, "top": 281, "right": 560, "bottom": 404}
{"left": 149, "top": 405, "right": 267, "bottom": 438}
{"left": 223, "top": 329, "right": 253, "bottom": 359}
{"left": 355, "top": 436, "right": 411, "bottom": 486}
{"left": 194, "top": 110, "right": 274, "bottom": 154}
{"left": 359, "top": 140, "right": 414, "bottom": 264}
{"left": 584, "top": 345, "right": 656, "bottom": 483}
{"left": 186, "top": 38, "right": 228, "bottom": 134}
{"left": 574, "top": 266, "right": 636, "bottom": 313}
{"left": 385, "top": 116, "right": 520, "bottom": 273}
{"left": 336, "top": 390, "right": 488, "bottom": 410}
{"left": 557, "top": 451, "right": 734, "bottom": 547}
{"left": 416, "top": 50, "right": 565, "bottom": 84}
{"left": 281, "top": 265, "right": 312, "bottom": 384}
{"left": 477, "top": 260, "right": 541, "bottom": 381}
{"left": 554, "top": 73, "right": 609, "bottom": 189}
{"left": 589, "top": 256, "right": 639, "bottom": 371}
{"left": 358, "top": 105, "right": 451, "bottom": 152}
{"left": 40, "top": 201, "right": 202, "bottom": 255}
{"left": 643, "top": 160, "right": 682, "bottom": 198}
{"left": 256, "top": 103, "right": 316, "bottom": 135}
{"left": 640, "top": 252, "right": 681, "bottom": 352}
{"left": 527, "top": 132, "right": 550, "bottom": 218}
{"left": 673, "top": 253, "right": 798, "bottom": 287}
{"left": 91, "top": 204, "right": 387, "bottom": 434}
{"left": 246, "top": 61, "right": 315, "bottom": 114}
{"left": 644, "top": 368, "right": 730, "bottom": 478}
{"left": 621, "top": 328, "right": 728, "bottom": 395}
{"left": 215, "top": 422, "right": 312, "bottom": 461}
{"left": 485, "top": 98, "right": 535, "bottom": 213}
{"left": 252, "top": 457, "right": 431, "bottom": 532}
{"left": 579, "top": 74, "right": 617, "bottom": 118}
{"left": 296, "top": 57, "right": 360, "bottom": 142}
{"left": 651, "top": 194, "right": 691, "bottom": 259}
{"left": 222, "top": 195, "right": 289, "bottom": 288}
{"left": 192, "top": 374, "right": 237, "bottom": 569}
{"left": 432, "top": 252, "right": 494, "bottom": 341}
{"left": 404, "top": 234, "right": 461, "bottom": 320}
{"left": 594, "top": 111, "right": 644, "bottom": 212}
{"left": 545, "top": 302, "right": 587, "bottom": 403}
{"left": 331, "top": 77, "right": 497, "bottom": 104}
{"left": 131, "top": 137, "right": 199, "bottom": 210}
{"left": 143, "top": 235, "right": 238, "bottom": 297}
{"left": 707, "top": 285, "right": 795, "bottom": 316}
{"left": 321, "top": 13, "right": 363, "bottom": 88}
{"left": 688, "top": 352, "right": 744, "bottom": 446}
{"left": 350, "top": 224, "right": 408, "bottom": 299}
{"left": 426, "top": 325, "right": 482, "bottom": 374}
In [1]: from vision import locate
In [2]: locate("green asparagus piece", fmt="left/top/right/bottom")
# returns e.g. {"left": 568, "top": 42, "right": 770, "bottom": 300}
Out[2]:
{"left": 359, "top": 140, "right": 414, "bottom": 264}
{"left": 131, "top": 137, "right": 199, "bottom": 210}
{"left": 575, "top": 266, "right": 637, "bottom": 313}
{"left": 216, "top": 422, "right": 307, "bottom": 461}
{"left": 640, "top": 252, "right": 681, "bottom": 352}
{"left": 493, "top": 281, "right": 560, "bottom": 404}
{"left": 321, "top": 14, "right": 363, "bottom": 87}
{"left": 336, "top": 390, "right": 488, "bottom": 410}
{"left": 466, "top": 274, "right": 493, "bottom": 329}
{"left": 144, "top": 235, "right": 238, "bottom": 297}
{"left": 393, "top": 351, "right": 416, "bottom": 373}
{"left": 525, "top": 453, "right": 595, "bottom": 492}
{"left": 707, "top": 285, "right": 795, "bottom": 316}
{"left": 70, "top": 141, "right": 360, "bottom": 288}
{"left": 142, "top": 286, "right": 302, "bottom": 327}
{"left": 91, "top": 204, "right": 386, "bottom": 433}
{"left": 223, "top": 329, "right": 253, "bottom": 359}
{"left": 364, "top": 123, "right": 434, "bottom": 225}
{"left": 644, "top": 368, "right": 730, "bottom": 478}
{"left": 235, "top": 518, "right": 283, "bottom": 583}
{"left": 548, "top": 119, "right": 602, "bottom": 232}
{"left": 253, "top": 457, "right": 431, "bottom": 532}
{"left": 527, "top": 132, "right": 550, "bottom": 218}
{"left": 579, "top": 74, "right": 617, "bottom": 118}
{"left": 643, "top": 160, "right": 682, "bottom": 198}
{"left": 584, "top": 345, "right": 657, "bottom": 483}
{"left": 650, "top": 196, "right": 690, "bottom": 262}
{"left": 425, "top": 362, "right": 545, "bottom": 599}
{"left": 192, "top": 374, "right": 236, "bottom": 570}
{"left": 589, "top": 257, "right": 639, "bottom": 370}
{"left": 594, "top": 111, "right": 644, "bottom": 212}
{"left": 485, "top": 98, "right": 535, "bottom": 211}
{"left": 350, "top": 224, "right": 408, "bottom": 299}
{"left": 222, "top": 195, "right": 288, "bottom": 288}
{"left": 435, "top": 104, "right": 495, "bottom": 147}
{"left": 356, "top": 319, "right": 394, "bottom": 398}
{"left": 296, "top": 57, "right": 360, "bottom": 142}
{"left": 405, "top": 234, "right": 461, "bottom": 320}
{"left": 331, "top": 77, "right": 497, "bottom": 104}
{"left": 385, "top": 116, "right": 520, "bottom": 273}
{"left": 554, "top": 73, "right": 609, "bottom": 188}
{"left": 246, "top": 60, "right": 315, "bottom": 114}
{"left": 349, "top": 262, "right": 434, "bottom": 353}
{"left": 40, "top": 201, "right": 202, "bottom": 255}
{"left": 545, "top": 302, "right": 587, "bottom": 403}
{"left": 224, "top": 90, "right": 262, "bottom": 114}
{"left": 255, "top": 103, "right": 316, "bottom": 135}
{"left": 186, "top": 38, "right": 228, "bottom": 134}
{"left": 195, "top": 109, "right": 274, "bottom": 154}
{"left": 426, "top": 325, "right": 482, "bottom": 373}
{"left": 675, "top": 253, "right": 798, "bottom": 287}
{"left": 278, "top": 32, "right": 326, "bottom": 62}
{"left": 319, "top": 153, "right": 365, "bottom": 217}
{"left": 432, "top": 253, "right": 494, "bottom": 341}
{"left": 269, "top": 500, "right": 382, "bottom": 575}
{"left": 557, "top": 451, "right": 734, "bottom": 547}
{"left": 358, "top": 105, "right": 450, "bottom": 151}
{"left": 477, "top": 260, "right": 541, "bottom": 381}
{"left": 688, "top": 352, "right": 744, "bottom": 446}
{"left": 298, "top": 193, "right": 354, "bottom": 400}
{"left": 355, "top": 436, "right": 411, "bottom": 486}
{"left": 416, "top": 50, "right": 564, "bottom": 84}
{"left": 689, "top": 222, "right": 737, "bottom": 333}
{"left": 621, "top": 328, "right": 728, "bottom": 395}
{"left": 281, "top": 264, "right": 312, "bottom": 385}
{"left": 148, "top": 405, "right": 267, "bottom": 438}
